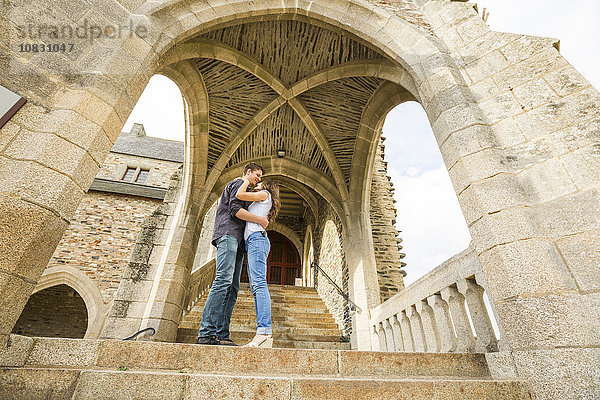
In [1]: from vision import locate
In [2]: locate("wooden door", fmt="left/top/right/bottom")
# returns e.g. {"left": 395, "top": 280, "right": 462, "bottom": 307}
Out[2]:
{"left": 241, "top": 231, "right": 301, "bottom": 285}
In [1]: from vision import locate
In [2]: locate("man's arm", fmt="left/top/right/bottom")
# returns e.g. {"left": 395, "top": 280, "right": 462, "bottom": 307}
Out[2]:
{"left": 228, "top": 180, "right": 246, "bottom": 217}
{"left": 235, "top": 208, "right": 269, "bottom": 230}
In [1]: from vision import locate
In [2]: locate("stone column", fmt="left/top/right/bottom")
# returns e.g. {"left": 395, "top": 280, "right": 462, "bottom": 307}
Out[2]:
{"left": 399, "top": 311, "right": 414, "bottom": 352}
{"left": 427, "top": 294, "right": 456, "bottom": 353}
{"left": 406, "top": 305, "right": 427, "bottom": 352}
{"left": 441, "top": 286, "right": 475, "bottom": 353}
{"left": 343, "top": 214, "right": 381, "bottom": 350}
{"left": 391, "top": 315, "right": 404, "bottom": 352}
{"left": 421, "top": 3, "right": 600, "bottom": 395}
{"left": 0, "top": 97, "right": 117, "bottom": 348}
{"left": 457, "top": 278, "right": 498, "bottom": 353}
{"left": 416, "top": 299, "right": 440, "bottom": 353}
{"left": 383, "top": 318, "right": 396, "bottom": 351}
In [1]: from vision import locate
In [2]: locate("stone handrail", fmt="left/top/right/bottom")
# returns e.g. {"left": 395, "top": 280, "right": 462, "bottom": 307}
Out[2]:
{"left": 370, "top": 245, "right": 499, "bottom": 353}
{"left": 183, "top": 258, "right": 216, "bottom": 312}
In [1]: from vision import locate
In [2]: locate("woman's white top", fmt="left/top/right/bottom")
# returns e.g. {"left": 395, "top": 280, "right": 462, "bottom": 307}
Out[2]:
{"left": 244, "top": 190, "right": 272, "bottom": 241}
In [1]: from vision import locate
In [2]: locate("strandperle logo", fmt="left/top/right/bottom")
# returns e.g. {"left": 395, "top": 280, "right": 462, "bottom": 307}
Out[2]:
{"left": 15, "top": 18, "right": 148, "bottom": 44}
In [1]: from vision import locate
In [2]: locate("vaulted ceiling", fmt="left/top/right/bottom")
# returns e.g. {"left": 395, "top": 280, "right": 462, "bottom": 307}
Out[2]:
{"left": 161, "top": 16, "right": 412, "bottom": 219}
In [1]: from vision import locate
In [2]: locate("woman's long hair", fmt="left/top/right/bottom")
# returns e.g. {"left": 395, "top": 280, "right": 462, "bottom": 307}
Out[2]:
{"left": 261, "top": 179, "right": 280, "bottom": 222}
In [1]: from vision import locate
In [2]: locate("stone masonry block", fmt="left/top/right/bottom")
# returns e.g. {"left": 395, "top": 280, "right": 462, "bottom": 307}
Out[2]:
{"left": 432, "top": 103, "right": 485, "bottom": 145}
{"left": 555, "top": 230, "right": 600, "bottom": 292}
{"left": 0, "top": 271, "right": 36, "bottom": 336}
{"left": 469, "top": 207, "right": 539, "bottom": 254}
{"left": 0, "top": 156, "right": 84, "bottom": 220}
{"left": 515, "top": 88, "right": 600, "bottom": 140}
{"left": 479, "top": 239, "right": 577, "bottom": 301}
{"left": 500, "top": 35, "right": 558, "bottom": 64}
{"left": 494, "top": 292, "right": 600, "bottom": 349}
{"left": 535, "top": 189, "right": 600, "bottom": 241}
{"left": 560, "top": 144, "right": 600, "bottom": 190}
{"left": 440, "top": 124, "right": 495, "bottom": 169}
{"left": 511, "top": 78, "right": 557, "bottom": 112}
{"left": 4, "top": 129, "right": 100, "bottom": 189}
{"left": 516, "top": 157, "right": 577, "bottom": 204}
{"left": 478, "top": 92, "right": 523, "bottom": 125}
{"left": 544, "top": 64, "right": 591, "bottom": 97}
{"left": 551, "top": 116, "right": 600, "bottom": 156}
{"left": 26, "top": 338, "right": 100, "bottom": 368}
{"left": 464, "top": 50, "right": 509, "bottom": 85}
{"left": 0, "top": 334, "right": 34, "bottom": 367}
{"left": 184, "top": 375, "right": 291, "bottom": 400}
{"left": 72, "top": 370, "right": 185, "bottom": 400}
{"left": 458, "top": 173, "right": 528, "bottom": 226}
{"left": 0, "top": 193, "right": 69, "bottom": 282}
{"left": 512, "top": 348, "right": 600, "bottom": 400}
{"left": 0, "top": 368, "right": 80, "bottom": 400}
{"left": 0, "top": 121, "right": 20, "bottom": 153}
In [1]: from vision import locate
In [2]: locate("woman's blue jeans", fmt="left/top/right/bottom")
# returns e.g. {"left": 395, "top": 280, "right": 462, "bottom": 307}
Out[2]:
{"left": 246, "top": 231, "right": 272, "bottom": 335}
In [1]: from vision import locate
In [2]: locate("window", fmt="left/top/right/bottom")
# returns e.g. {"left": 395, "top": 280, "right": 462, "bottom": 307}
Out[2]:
{"left": 136, "top": 169, "right": 149, "bottom": 183}
{"left": 121, "top": 167, "right": 150, "bottom": 184}
{"left": 122, "top": 167, "right": 137, "bottom": 181}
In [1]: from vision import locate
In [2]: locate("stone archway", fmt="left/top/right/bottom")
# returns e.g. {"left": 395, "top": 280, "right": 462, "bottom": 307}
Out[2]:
{"left": 31, "top": 266, "right": 109, "bottom": 339}
{"left": 2, "top": 3, "right": 599, "bottom": 395}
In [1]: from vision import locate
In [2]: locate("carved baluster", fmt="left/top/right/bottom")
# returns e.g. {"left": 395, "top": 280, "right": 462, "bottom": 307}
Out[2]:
{"left": 376, "top": 322, "right": 388, "bottom": 351}
{"left": 383, "top": 318, "right": 395, "bottom": 351}
{"left": 399, "top": 310, "right": 414, "bottom": 352}
{"left": 406, "top": 305, "right": 427, "bottom": 352}
{"left": 371, "top": 324, "right": 381, "bottom": 351}
{"left": 457, "top": 278, "right": 498, "bottom": 352}
{"left": 391, "top": 315, "right": 404, "bottom": 352}
{"left": 441, "top": 285, "right": 475, "bottom": 353}
{"left": 427, "top": 294, "right": 457, "bottom": 353}
{"left": 416, "top": 299, "right": 440, "bottom": 352}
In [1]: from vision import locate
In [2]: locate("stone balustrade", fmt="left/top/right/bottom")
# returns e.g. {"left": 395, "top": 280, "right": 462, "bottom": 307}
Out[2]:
{"left": 370, "top": 246, "right": 499, "bottom": 353}
{"left": 183, "top": 258, "right": 216, "bottom": 313}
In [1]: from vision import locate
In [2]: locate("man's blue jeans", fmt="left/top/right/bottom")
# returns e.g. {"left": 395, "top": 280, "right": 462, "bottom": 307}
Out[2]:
{"left": 246, "top": 231, "right": 272, "bottom": 335}
{"left": 198, "top": 234, "right": 244, "bottom": 340}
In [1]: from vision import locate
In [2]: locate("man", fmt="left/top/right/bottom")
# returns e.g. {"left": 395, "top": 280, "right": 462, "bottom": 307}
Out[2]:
{"left": 196, "top": 162, "right": 268, "bottom": 345}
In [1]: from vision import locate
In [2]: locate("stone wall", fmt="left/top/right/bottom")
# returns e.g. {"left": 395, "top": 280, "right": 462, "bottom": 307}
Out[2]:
{"left": 11, "top": 285, "right": 88, "bottom": 339}
{"left": 47, "top": 191, "right": 161, "bottom": 303}
{"left": 370, "top": 137, "right": 406, "bottom": 301}
{"left": 306, "top": 200, "right": 351, "bottom": 336}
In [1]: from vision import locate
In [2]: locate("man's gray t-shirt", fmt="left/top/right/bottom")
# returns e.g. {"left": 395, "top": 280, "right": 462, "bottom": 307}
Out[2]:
{"left": 211, "top": 179, "right": 249, "bottom": 246}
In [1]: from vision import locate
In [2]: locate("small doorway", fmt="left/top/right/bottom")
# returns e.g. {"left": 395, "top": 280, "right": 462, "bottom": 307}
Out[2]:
{"left": 241, "top": 231, "right": 301, "bottom": 285}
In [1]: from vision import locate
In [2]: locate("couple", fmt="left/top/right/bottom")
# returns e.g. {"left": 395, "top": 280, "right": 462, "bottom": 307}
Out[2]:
{"left": 196, "top": 162, "right": 280, "bottom": 348}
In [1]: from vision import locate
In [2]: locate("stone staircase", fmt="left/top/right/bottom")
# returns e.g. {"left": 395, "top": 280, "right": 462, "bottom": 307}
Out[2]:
{"left": 0, "top": 335, "right": 532, "bottom": 399}
{"left": 177, "top": 283, "right": 351, "bottom": 350}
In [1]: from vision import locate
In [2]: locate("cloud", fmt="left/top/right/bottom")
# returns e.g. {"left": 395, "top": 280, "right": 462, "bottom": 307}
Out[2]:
{"left": 389, "top": 166, "right": 471, "bottom": 286}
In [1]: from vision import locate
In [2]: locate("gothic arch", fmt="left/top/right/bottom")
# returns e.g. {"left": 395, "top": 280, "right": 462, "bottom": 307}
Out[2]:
{"left": 267, "top": 221, "right": 303, "bottom": 263}
{"left": 33, "top": 266, "right": 109, "bottom": 339}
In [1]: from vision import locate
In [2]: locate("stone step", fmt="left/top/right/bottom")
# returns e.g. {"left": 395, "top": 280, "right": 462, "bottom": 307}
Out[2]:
{"left": 176, "top": 328, "right": 346, "bottom": 346}
{"left": 1, "top": 367, "right": 532, "bottom": 400}
{"left": 0, "top": 337, "right": 531, "bottom": 399}
{"left": 176, "top": 331, "right": 351, "bottom": 350}
{"left": 179, "top": 320, "right": 338, "bottom": 330}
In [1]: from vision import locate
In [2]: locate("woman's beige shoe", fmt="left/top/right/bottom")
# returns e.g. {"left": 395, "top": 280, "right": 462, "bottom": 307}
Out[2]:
{"left": 243, "top": 334, "right": 273, "bottom": 348}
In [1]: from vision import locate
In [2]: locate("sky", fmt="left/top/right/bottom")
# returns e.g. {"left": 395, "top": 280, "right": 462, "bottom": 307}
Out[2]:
{"left": 123, "top": 1, "right": 600, "bottom": 286}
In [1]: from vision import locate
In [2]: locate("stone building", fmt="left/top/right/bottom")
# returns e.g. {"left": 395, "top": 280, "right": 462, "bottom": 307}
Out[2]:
{"left": 1, "top": 1, "right": 599, "bottom": 399}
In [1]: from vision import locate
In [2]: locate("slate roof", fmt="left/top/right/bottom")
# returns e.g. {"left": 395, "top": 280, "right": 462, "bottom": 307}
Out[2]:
{"left": 111, "top": 123, "right": 184, "bottom": 163}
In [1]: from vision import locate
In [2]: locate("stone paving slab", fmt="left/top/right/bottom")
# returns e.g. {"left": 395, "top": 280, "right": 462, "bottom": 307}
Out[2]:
{"left": 0, "top": 367, "right": 532, "bottom": 400}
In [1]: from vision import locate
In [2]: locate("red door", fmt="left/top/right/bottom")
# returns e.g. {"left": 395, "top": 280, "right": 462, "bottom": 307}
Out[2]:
{"left": 241, "top": 231, "right": 301, "bottom": 285}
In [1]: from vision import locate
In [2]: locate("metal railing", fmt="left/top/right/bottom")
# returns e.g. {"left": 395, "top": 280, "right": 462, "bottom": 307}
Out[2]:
{"left": 312, "top": 261, "right": 361, "bottom": 312}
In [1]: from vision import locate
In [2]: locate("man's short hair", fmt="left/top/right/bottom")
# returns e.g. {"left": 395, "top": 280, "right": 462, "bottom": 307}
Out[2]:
{"left": 244, "top": 162, "right": 264, "bottom": 175}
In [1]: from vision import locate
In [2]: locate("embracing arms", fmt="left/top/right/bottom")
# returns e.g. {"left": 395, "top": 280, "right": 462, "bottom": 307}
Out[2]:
{"left": 235, "top": 178, "right": 269, "bottom": 202}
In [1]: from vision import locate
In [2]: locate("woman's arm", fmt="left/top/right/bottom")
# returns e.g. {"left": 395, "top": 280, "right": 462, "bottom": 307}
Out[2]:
{"left": 236, "top": 179, "right": 268, "bottom": 202}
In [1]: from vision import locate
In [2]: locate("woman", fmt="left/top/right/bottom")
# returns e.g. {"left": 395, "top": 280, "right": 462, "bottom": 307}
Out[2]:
{"left": 235, "top": 177, "right": 280, "bottom": 348}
